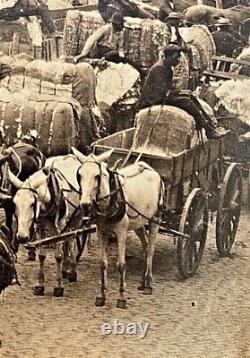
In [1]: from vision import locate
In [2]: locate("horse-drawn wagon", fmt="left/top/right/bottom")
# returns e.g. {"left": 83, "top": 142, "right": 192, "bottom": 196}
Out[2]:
{"left": 91, "top": 104, "right": 242, "bottom": 278}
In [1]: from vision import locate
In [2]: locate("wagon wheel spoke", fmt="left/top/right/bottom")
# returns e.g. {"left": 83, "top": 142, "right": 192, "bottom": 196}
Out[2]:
{"left": 216, "top": 164, "right": 242, "bottom": 257}
{"left": 177, "top": 189, "right": 208, "bottom": 279}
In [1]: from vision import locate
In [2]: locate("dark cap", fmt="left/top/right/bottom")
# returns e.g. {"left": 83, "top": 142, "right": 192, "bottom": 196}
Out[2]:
{"left": 111, "top": 11, "right": 124, "bottom": 25}
{"left": 163, "top": 44, "right": 182, "bottom": 57}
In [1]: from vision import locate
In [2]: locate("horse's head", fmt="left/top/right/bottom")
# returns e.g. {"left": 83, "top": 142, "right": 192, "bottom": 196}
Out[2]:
{"left": 9, "top": 169, "right": 51, "bottom": 243}
{"left": 72, "top": 147, "right": 113, "bottom": 215}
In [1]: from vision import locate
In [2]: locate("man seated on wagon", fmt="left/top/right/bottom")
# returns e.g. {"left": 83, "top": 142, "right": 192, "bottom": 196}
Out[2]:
{"left": 74, "top": 11, "right": 127, "bottom": 64}
{"left": 137, "top": 45, "right": 228, "bottom": 139}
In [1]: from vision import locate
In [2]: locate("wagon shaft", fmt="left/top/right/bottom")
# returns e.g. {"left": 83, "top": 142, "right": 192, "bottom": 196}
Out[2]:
{"left": 24, "top": 225, "right": 96, "bottom": 248}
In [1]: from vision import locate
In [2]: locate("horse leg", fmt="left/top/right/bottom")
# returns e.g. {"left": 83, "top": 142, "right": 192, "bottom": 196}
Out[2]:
{"left": 62, "top": 241, "right": 69, "bottom": 279}
{"left": 116, "top": 230, "right": 127, "bottom": 309}
{"left": 143, "top": 222, "right": 159, "bottom": 295}
{"left": 34, "top": 246, "right": 46, "bottom": 296}
{"left": 135, "top": 227, "right": 148, "bottom": 291}
{"left": 95, "top": 231, "right": 108, "bottom": 307}
{"left": 67, "top": 240, "right": 77, "bottom": 283}
{"left": 53, "top": 243, "right": 64, "bottom": 297}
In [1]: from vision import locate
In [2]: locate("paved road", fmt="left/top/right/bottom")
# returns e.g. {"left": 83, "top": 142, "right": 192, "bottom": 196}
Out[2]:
{"left": 1, "top": 209, "right": 250, "bottom": 358}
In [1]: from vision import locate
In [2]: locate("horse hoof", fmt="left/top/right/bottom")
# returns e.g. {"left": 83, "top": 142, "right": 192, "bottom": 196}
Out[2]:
{"left": 137, "top": 284, "right": 145, "bottom": 291}
{"left": 34, "top": 286, "right": 44, "bottom": 296}
{"left": 53, "top": 287, "right": 64, "bottom": 297}
{"left": 143, "top": 287, "right": 153, "bottom": 295}
{"left": 62, "top": 271, "right": 68, "bottom": 279}
{"left": 95, "top": 296, "right": 106, "bottom": 307}
{"left": 116, "top": 299, "right": 127, "bottom": 309}
{"left": 28, "top": 251, "right": 36, "bottom": 261}
{"left": 68, "top": 272, "right": 77, "bottom": 283}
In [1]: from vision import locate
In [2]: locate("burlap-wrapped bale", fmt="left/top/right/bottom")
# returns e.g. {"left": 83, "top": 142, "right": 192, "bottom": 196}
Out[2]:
{"left": 95, "top": 61, "right": 140, "bottom": 108}
{"left": 0, "top": 88, "right": 82, "bottom": 156}
{"left": 180, "top": 25, "right": 215, "bottom": 71}
{"left": 63, "top": 11, "right": 170, "bottom": 69}
{"left": 133, "top": 105, "right": 196, "bottom": 156}
{"left": 93, "top": 60, "right": 141, "bottom": 132}
{"left": 215, "top": 79, "right": 250, "bottom": 128}
{"left": 0, "top": 60, "right": 96, "bottom": 105}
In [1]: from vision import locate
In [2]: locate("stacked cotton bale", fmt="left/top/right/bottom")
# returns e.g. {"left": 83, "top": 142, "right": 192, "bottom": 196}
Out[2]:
{"left": 180, "top": 25, "right": 216, "bottom": 71}
{"left": 133, "top": 105, "right": 195, "bottom": 156}
{"left": 93, "top": 60, "right": 141, "bottom": 131}
{"left": 63, "top": 11, "right": 170, "bottom": 69}
{"left": 0, "top": 60, "right": 102, "bottom": 154}
{"left": 215, "top": 79, "right": 250, "bottom": 129}
{"left": 0, "top": 88, "right": 81, "bottom": 156}
{"left": 0, "top": 60, "right": 96, "bottom": 106}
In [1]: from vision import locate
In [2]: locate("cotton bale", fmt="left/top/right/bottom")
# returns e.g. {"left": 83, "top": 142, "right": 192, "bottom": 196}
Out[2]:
{"left": 133, "top": 105, "right": 196, "bottom": 156}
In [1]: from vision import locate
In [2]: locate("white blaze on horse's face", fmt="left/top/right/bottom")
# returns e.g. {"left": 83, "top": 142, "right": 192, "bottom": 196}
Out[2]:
{"left": 78, "top": 161, "right": 109, "bottom": 208}
{"left": 14, "top": 189, "right": 40, "bottom": 243}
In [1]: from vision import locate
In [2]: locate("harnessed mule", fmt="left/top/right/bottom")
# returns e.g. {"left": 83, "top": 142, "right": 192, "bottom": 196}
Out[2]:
{"left": 8, "top": 155, "right": 83, "bottom": 297}
{"left": 72, "top": 147, "right": 164, "bottom": 309}
{"left": 0, "top": 142, "right": 45, "bottom": 256}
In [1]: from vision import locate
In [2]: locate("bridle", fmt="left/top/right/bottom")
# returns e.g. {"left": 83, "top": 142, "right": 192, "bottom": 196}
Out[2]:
{"left": 77, "top": 159, "right": 126, "bottom": 223}
{"left": 14, "top": 172, "right": 54, "bottom": 239}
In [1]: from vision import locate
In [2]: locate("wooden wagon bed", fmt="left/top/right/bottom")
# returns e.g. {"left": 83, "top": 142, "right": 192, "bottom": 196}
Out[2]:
{"left": 93, "top": 127, "right": 224, "bottom": 187}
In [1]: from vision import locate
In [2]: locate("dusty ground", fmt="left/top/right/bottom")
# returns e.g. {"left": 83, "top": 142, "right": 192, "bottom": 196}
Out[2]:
{"left": 0, "top": 208, "right": 250, "bottom": 358}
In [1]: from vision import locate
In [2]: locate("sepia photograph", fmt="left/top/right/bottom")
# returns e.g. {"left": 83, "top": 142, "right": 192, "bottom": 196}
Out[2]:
{"left": 0, "top": 0, "right": 249, "bottom": 356}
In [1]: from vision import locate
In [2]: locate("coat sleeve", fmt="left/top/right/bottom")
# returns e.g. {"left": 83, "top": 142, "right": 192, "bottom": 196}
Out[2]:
{"left": 138, "top": 65, "right": 171, "bottom": 109}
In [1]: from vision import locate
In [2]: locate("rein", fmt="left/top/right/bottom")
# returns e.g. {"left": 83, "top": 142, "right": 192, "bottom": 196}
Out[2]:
{"left": 79, "top": 160, "right": 164, "bottom": 225}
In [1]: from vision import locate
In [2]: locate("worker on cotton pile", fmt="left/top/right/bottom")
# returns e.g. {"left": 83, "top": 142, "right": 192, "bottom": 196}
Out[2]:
{"left": 74, "top": 11, "right": 126, "bottom": 64}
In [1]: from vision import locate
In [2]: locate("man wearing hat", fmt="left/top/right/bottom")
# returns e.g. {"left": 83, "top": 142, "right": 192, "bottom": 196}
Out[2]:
{"left": 137, "top": 45, "right": 227, "bottom": 139}
{"left": 74, "top": 11, "right": 126, "bottom": 63}
{"left": 212, "top": 18, "right": 243, "bottom": 58}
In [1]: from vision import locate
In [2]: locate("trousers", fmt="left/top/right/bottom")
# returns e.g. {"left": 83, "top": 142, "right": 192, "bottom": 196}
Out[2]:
{"left": 166, "top": 94, "right": 216, "bottom": 132}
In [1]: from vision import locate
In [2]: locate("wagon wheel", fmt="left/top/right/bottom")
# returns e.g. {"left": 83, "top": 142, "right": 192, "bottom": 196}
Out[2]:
{"left": 177, "top": 188, "right": 209, "bottom": 279}
{"left": 75, "top": 231, "right": 88, "bottom": 262}
{"left": 216, "top": 163, "right": 242, "bottom": 257}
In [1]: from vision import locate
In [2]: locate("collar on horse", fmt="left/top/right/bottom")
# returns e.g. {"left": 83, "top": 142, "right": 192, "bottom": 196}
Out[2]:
{"left": 91, "top": 168, "right": 126, "bottom": 224}
{"left": 77, "top": 159, "right": 126, "bottom": 225}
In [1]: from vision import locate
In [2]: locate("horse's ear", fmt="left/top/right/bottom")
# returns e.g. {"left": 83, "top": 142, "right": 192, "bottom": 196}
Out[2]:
{"left": 8, "top": 169, "right": 23, "bottom": 189}
{"left": 71, "top": 147, "right": 87, "bottom": 163}
{"left": 96, "top": 149, "right": 114, "bottom": 163}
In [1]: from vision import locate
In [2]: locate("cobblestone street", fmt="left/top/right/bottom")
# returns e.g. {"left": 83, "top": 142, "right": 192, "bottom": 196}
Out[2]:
{"left": 1, "top": 209, "right": 250, "bottom": 358}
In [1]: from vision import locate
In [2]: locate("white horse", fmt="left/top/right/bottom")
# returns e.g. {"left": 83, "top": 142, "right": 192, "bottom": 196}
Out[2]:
{"left": 72, "top": 147, "right": 164, "bottom": 309}
{"left": 8, "top": 155, "right": 82, "bottom": 297}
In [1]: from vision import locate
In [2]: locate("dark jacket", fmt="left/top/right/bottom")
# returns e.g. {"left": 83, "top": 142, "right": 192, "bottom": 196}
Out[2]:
{"left": 212, "top": 30, "right": 243, "bottom": 57}
{"left": 137, "top": 59, "right": 173, "bottom": 110}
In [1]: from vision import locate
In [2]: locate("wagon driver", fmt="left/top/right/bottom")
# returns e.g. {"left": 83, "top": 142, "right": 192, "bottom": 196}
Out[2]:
{"left": 137, "top": 45, "right": 228, "bottom": 139}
